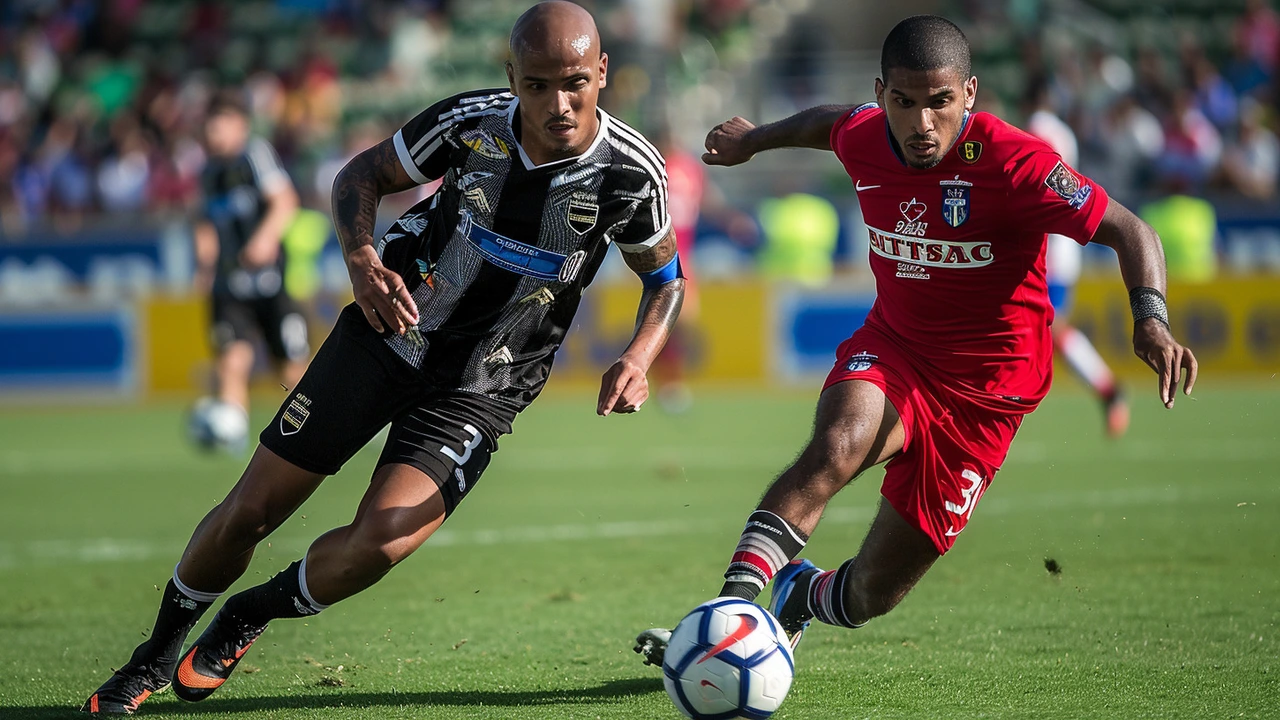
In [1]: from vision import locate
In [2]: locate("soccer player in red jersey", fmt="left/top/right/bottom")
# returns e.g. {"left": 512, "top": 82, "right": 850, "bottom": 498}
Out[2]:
{"left": 636, "top": 15, "right": 1196, "bottom": 662}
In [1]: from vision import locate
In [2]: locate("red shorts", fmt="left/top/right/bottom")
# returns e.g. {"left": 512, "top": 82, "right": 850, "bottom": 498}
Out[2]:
{"left": 823, "top": 326, "right": 1024, "bottom": 554}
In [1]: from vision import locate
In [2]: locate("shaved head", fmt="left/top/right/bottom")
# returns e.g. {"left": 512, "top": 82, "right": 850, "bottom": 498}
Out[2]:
{"left": 509, "top": 1, "right": 601, "bottom": 69}
{"left": 505, "top": 1, "right": 608, "bottom": 165}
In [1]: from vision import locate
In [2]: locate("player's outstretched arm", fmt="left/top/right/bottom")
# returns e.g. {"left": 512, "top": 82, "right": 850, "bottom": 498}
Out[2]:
{"left": 703, "top": 105, "right": 854, "bottom": 167}
{"left": 241, "top": 178, "right": 299, "bottom": 269}
{"left": 1090, "top": 201, "right": 1198, "bottom": 409}
{"left": 597, "top": 230, "right": 685, "bottom": 416}
{"left": 332, "top": 137, "right": 423, "bottom": 335}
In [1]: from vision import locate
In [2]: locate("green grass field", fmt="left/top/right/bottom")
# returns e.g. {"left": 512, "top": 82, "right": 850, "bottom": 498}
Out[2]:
{"left": 1, "top": 383, "right": 1277, "bottom": 718}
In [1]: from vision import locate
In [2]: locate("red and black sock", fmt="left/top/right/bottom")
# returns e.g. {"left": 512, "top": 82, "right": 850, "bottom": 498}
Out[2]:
{"left": 720, "top": 510, "right": 808, "bottom": 601}
{"left": 808, "top": 558, "right": 863, "bottom": 628}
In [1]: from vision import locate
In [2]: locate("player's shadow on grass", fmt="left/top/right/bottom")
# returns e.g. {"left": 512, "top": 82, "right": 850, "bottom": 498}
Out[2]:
{"left": 193, "top": 676, "right": 664, "bottom": 714}
{"left": 0, "top": 677, "right": 666, "bottom": 718}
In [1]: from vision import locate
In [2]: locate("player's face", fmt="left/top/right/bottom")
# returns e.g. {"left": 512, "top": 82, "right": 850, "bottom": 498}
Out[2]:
{"left": 876, "top": 67, "right": 977, "bottom": 169}
{"left": 507, "top": 46, "right": 607, "bottom": 164}
{"left": 204, "top": 112, "right": 250, "bottom": 158}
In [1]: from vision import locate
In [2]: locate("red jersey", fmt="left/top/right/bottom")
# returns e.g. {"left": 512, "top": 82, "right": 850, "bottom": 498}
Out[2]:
{"left": 831, "top": 106, "right": 1109, "bottom": 410}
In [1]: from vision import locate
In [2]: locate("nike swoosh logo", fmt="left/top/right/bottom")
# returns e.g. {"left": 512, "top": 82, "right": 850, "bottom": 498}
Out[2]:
{"left": 944, "top": 526, "right": 963, "bottom": 537}
{"left": 696, "top": 614, "right": 758, "bottom": 664}
{"left": 176, "top": 647, "right": 226, "bottom": 690}
{"left": 221, "top": 643, "right": 251, "bottom": 669}
{"left": 855, "top": 180, "right": 881, "bottom": 192}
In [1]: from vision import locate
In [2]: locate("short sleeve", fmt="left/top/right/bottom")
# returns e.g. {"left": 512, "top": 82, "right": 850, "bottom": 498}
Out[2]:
{"left": 245, "top": 138, "right": 290, "bottom": 194}
{"left": 1006, "top": 149, "right": 1110, "bottom": 245}
{"left": 612, "top": 184, "right": 672, "bottom": 253}
{"left": 393, "top": 92, "right": 479, "bottom": 185}
{"left": 830, "top": 102, "right": 881, "bottom": 165}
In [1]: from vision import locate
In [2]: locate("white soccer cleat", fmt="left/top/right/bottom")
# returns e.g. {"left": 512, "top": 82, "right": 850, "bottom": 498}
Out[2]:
{"left": 633, "top": 628, "right": 671, "bottom": 667}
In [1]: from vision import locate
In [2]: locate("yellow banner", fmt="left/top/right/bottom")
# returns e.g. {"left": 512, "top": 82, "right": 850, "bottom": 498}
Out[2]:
{"left": 1069, "top": 275, "right": 1280, "bottom": 376}
{"left": 139, "top": 281, "right": 771, "bottom": 397}
{"left": 549, "top": 280, "right": 769, "bottom": 385}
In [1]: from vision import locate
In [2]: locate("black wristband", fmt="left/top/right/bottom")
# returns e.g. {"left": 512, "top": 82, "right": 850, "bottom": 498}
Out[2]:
{"left": 1129, "top": 286, "right": 1169, "bottom": 328}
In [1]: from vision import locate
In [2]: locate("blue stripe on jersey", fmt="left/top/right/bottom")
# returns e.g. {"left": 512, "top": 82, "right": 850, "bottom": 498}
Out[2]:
{"left": 462, "top": 211, "right": 567, "bottom": 281}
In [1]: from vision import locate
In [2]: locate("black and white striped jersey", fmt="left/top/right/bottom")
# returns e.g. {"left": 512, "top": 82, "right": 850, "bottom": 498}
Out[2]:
{"left": 201, "top": 137, "right": 292, "bottom": 299}
{"left": 374, "top": 89, "right": 670, "bottom": 411}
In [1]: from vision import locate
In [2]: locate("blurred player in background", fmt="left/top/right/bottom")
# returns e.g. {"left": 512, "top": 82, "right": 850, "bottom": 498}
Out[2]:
{"left": 1024, "top": 77, "right": 1129, "bottom": 437}
{"left": 83, "top": 2, "right": 683, "bottom": 713}
{"left": 193, "top": 92, "right": 309, "bottom": 448}
{"left": 637, "top": 14, "right": 1195, "bottom": 669}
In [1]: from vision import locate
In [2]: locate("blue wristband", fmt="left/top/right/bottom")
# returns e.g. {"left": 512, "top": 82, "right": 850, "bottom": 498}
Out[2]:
{"left": 638, "top": 254, "right": 683, "bottom": 289}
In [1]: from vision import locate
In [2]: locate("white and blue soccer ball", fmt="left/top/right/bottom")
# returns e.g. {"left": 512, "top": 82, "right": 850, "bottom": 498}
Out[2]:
{"left": 662, "top": 598, "right": 795, "bottom": 719}
{"left": 188, "top": 397, "right": 249, "bottom": 453}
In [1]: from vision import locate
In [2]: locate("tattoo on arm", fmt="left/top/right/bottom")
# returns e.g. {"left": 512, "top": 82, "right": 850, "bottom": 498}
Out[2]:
{"left": 332, "top": 137, "right": 419, "bottom": 258}
{"left": 621, "top": 231, "right": 678, "bottom": 273}
{"left": 635, "top": 278, "right": 685, "bottom": 337}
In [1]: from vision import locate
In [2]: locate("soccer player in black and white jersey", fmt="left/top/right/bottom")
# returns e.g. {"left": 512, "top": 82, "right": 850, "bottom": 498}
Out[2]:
{"left": 82, "top": 2, "right": 684, "bottom": 713}
{"left": 194, "top": 93, "right": 309, "bottom": 444}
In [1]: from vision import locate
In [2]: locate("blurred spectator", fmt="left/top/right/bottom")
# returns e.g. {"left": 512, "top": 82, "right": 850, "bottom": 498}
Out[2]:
{"left": 1189, "top": 55, "right": 1239, "bottom": 134}
{"left": 1132, "top": 46, "right": 1174, "bottom": 118}
{"left": 1234, "top": 0, "right": 1280, "bottom": 74}
{"left": 1224, "top": 31, "right": 1273, "bottom": 100}
{"left": 96, "top": 117, "right": 151, "bottom": 212}
{"left": 1222, "top": 98, "right": 1279, "bottom": 200}
{"left": 1092, "top": 94, "right": 1164, "bottom": 205}
{"left": 1156, "top": 89, "right": 1223, "bottom": 190}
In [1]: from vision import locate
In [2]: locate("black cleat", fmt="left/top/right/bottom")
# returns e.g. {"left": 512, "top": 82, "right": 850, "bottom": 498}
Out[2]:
{"left": 82, "top": 663, "right": 169, "bottom": 714}
{"left": 172, "top": 612, "right": 266, "bottom": 702}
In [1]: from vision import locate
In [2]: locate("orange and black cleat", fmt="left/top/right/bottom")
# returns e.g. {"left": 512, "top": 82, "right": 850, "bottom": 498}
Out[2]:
{"left": 171, "top": 612, "right": 267, "bottom": 702}
{"left": 81, "top": 664, "right": 169, "bottom": 714}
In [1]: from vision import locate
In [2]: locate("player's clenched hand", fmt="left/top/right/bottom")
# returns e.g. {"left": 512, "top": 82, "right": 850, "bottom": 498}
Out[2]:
{"left": 347, "top": 244, "right": 418, "bottom": 335}
{"left": 703, "top": 117, "right": 757, "bottom": 167}
{"left": 1133, "top": 317, "right": 1197, "bottom": 409}
{"left": 597, "top": 356, "right": 649, "bottom": 416}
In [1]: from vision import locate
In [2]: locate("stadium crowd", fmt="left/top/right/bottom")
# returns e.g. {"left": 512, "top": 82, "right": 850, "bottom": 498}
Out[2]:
{"left": 0, "top": 0, "right": 754, "bottom": 235}
{"left": 0, "top": 0, "right": 1276, "bottom": 239}
{"left": 982, "top": 0, "right": 1280, "bottom": 207}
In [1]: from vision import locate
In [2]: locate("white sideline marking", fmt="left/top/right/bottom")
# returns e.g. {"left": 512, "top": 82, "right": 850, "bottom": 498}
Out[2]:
{"left": 1, "top": 481, "right": 1272, "bottom": 571}
{"left": 3, "top": 437, "right": 1278, "bottom": 478}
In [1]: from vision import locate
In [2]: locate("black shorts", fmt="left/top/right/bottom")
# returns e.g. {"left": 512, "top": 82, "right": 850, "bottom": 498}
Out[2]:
{"left": 211, "top": 293, "right": 311, "bottom": 363}
{"left": 258, "top": 305, "right": 518, "bottom": 515}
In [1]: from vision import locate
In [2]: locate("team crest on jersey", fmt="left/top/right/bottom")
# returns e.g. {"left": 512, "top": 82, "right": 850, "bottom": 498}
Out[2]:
{"left": 1044, "top": 161, "right": 1092, "bottom": 209}
{"left": 567, "top": 200, "right": 598, "bottom": 234}
{"left": 280, "top": 393, "right": 311, "bottom": 436}
{"left": 460, "top": 129, "right": 510, "bottom": 159}
{"left": 846, "top": 352, "right": 878, "bottom": 372}
{"left": 941, "top": 177, "right": 973, "bottom": 228}
{"left": 959, "top": 140, "right": 983, "bottom": 164}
